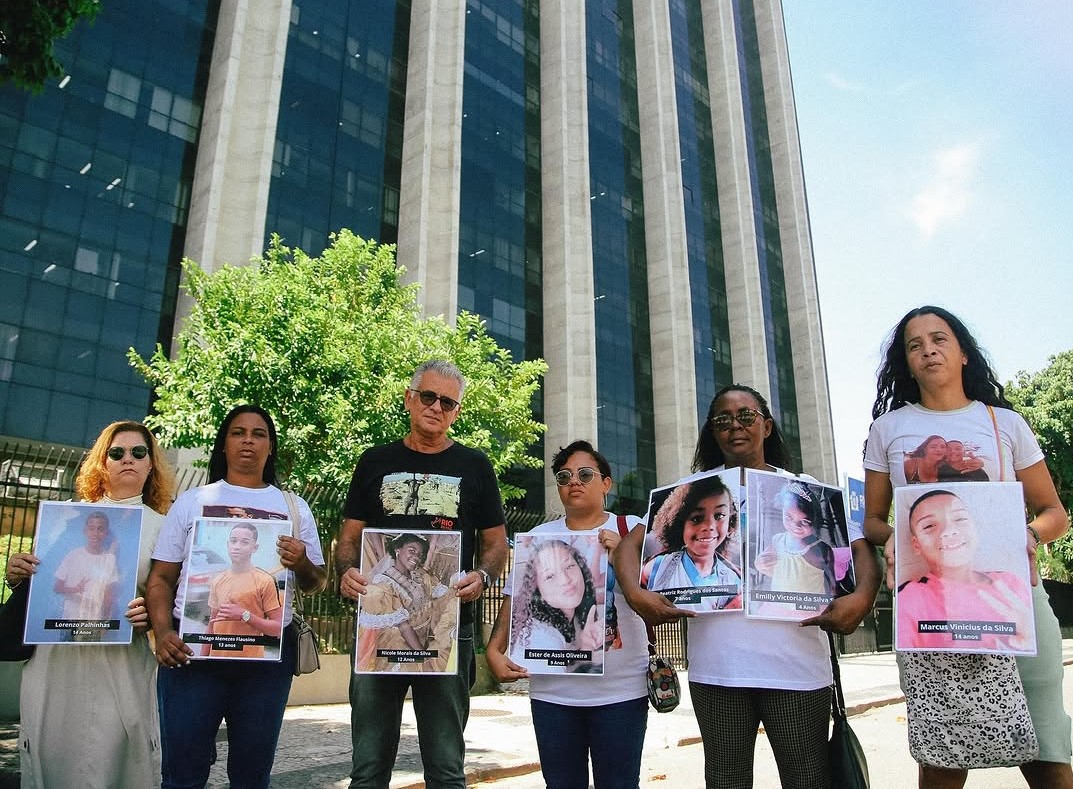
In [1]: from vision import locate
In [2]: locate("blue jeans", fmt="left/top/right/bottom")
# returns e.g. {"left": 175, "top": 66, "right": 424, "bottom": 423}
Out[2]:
{"left": 349, "top": 622, "right": 473, "bottom": 789}
{"left": 530, "top": 695, "right": 649, "bottom": 789}
{"left": 157, "top": 624, "right": 296, "bottom": 789}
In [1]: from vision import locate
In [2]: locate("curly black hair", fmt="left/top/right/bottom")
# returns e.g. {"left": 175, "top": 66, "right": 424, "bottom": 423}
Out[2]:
{"left": 653, "top": 474, "right": 738, "bottom": 554}
{"left": 872, "top": 306, "right": 1012, "bottom": 419}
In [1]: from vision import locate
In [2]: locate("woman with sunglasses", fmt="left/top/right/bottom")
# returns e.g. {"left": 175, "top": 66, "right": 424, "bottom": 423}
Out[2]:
{"left": 486, "top": 440, "right": 650, "bottom": 789}
{"left": 147, "top": 405, "right": 327, "bottom": 789}
{"left": 6, "top": 421, "right": 177, "bottom": 788}
{"left": 615, "top": 384, "right": 880, "bottom": 788}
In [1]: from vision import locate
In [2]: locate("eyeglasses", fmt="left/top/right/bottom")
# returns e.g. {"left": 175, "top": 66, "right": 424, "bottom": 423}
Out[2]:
{"left": 710, "top": 408, "right": 766, "bottom": 432}
{"left": 409, "top": 388, "right": 460, "bottom": 412}
{"left": 554, "top": 467, "right": 602, "bottom": 486}
{"left": 107, "top": 445, "right": 149, "bottom": 461}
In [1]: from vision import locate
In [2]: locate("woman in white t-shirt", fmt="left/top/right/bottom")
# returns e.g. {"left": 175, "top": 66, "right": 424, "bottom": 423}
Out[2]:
{"left": 863, "top": 305, "right": 1071, "bottom": 789}
{"left": 615, "top": 384, "right": 881, "bottom": 788}
{"left": 146, "top": 405, "right": 328, "bottom": 789}
{"left": 486, "top": 440, "right": 649, "bottom": 789}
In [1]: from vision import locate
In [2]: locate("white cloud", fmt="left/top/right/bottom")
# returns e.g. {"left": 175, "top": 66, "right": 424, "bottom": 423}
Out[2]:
{"left": 824, "top": 72, "right": 863, "bottom": 92}
{"left": 905, "top": 141, "right": 983, "bottom": 238}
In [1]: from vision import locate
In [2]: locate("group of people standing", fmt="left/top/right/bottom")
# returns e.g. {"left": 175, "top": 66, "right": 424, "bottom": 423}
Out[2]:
{"left": 3, "top": 305, "right": 1071, "bottom": 789}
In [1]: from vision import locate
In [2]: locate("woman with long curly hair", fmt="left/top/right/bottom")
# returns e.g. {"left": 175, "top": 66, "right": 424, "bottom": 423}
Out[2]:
{"left": 6, "top": 420, "right": 177, "bottom": 788}
{"left": 864, "top": 305, "right": 1071, "bottom": 788}
{"left": 486, "top": 440, "right": 650, "bottom": 788}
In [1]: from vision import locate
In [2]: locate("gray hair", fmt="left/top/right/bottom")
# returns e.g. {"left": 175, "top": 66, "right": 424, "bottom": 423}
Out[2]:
{"left": 410, "top": 360, "right": 466, "bottom": 397}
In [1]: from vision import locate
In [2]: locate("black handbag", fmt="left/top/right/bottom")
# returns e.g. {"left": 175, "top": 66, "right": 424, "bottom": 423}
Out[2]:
{"left": 0, "top": 582, "right": 35, "bottom": 661}
{"left": 828, "top": 633, "right": 868, "bottom": 789}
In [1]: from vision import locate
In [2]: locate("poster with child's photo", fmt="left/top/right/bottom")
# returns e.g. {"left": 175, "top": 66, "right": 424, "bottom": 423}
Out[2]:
{"left": 354, "top": 529, "right": 461, "bottom": 675}
{"left": 178, "top": 518, "right": 290, "bottom": 661}
{"left": 509, "top": 531, "right": 606, "bottom": 675}
{"left": 744, "top": 470, "right": 852, "bottom": 621}
{"left": 23, "top": 501, "right": 142, "bottom": 645}
{"left": 894, "top": 482, "right": 1035, "bottom": 655}
{"left": 639, "top": 469, "right": 743, "bottom": 613}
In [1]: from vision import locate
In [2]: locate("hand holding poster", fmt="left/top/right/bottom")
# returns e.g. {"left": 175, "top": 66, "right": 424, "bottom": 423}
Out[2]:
{"left": 23, "top": 501, "right": 142, "bottom": 645}
{"left": 894, "top": 482, "right": 1035, "bottom": 655}
{"left": 639, "top": 469, "right": 743, "bottom": 613}
{"left": 354, "top": 529, "right": 461, "bottom": 674}
{"left": 178, "top": 518, "right": 290, "bottom": 660}
{"left": 509, "top": 532, "right": 605, "bottom": 674}
{"left": 744, "top": 470, "right": 853, "bottom": 621}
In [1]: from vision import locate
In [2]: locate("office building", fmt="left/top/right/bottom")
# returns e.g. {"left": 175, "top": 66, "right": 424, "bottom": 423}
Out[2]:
{"left": 0, "top": 0, "right": 835, "bottom": 510}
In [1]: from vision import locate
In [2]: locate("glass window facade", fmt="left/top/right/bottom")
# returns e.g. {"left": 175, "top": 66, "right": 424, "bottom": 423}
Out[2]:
{"left": 586, "top": 0, "right": 656, "bottom": 511}
{"left": 459, "top": 0, "right": 545, "bottom": 509}
{"left": 265, "top": 0, "right": 410, "bottom": 255}
{"left": 669, "top": 0, "right": 734, "bottom": 418}
{"left": 0, "top": 0, "right": 215, "bottom": 446}
{"left": 735, "top": 0, "right": 801, "bottom": 465}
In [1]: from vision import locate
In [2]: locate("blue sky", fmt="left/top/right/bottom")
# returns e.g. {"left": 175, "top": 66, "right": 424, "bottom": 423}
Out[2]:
{"left": 781, "top": 1, "right": 1073, "bottom": 481}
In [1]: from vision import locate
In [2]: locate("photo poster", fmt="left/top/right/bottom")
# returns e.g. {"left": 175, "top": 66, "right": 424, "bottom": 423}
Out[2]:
{"left": 639, "top": 468, "right": 744, "bottom": 613}
{"left": 894, "top": 481, "right": 1036, "bottom": 656}
{"left": 354, "top": 528, "right": 462, "bottom": 675}
{"left": 508, "top": 531, "right": 606, "bottom": 675}
{"left": 178, "top": 518, "right": 290, "bottom": 661}
{"left": 744, "top": 470, "right": 852, "bottom": 622}
{"left": 23, "top": 500, "right": 142, "bottom": 645}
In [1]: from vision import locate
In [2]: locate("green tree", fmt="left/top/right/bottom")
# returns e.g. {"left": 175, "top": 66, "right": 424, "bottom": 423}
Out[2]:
{"left": 1007, "top": 349, "right": 1073, "bottom": 581}
{"left": 129, "top": 230, "right": 547, "bottom": 510}
{"left": 0, "top": 1, "right": 101, "bottom": 92}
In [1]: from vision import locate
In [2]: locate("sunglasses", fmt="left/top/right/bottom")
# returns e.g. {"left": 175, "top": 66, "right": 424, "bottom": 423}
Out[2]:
{"left": 107, "top": 445, "right": 149, "bottom": 461}
{"left": 554, "top": 467, "right": 602, "bottom": 486}
{"left": 711, "top": 408, "right": 766, "bottom": 432}
{"left": 409, "top": 388, "right": 460, "bottom": 412}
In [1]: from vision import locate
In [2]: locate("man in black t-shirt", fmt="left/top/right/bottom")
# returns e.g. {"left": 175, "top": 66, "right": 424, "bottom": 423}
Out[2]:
{"left": 337, "top": 360, "right": 508, "bottom": 789}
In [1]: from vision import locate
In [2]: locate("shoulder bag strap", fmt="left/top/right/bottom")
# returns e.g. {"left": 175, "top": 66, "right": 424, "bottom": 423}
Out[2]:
{"left": 986, "top": 404, "right": 1005, "bottom": 482}
{"left": 828, "top": 631, "right": 848, "bottom": 723}
{"left": 282, "top": 490, "right": 304, "bottom": 616}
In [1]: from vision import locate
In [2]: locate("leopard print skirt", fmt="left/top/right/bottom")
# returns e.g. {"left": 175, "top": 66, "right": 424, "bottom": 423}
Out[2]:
{"left": 901, "top": 651, "right": 1039, "bottom": 769}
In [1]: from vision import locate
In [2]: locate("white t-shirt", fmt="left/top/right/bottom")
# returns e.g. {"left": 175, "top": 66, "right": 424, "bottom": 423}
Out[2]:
{"left": 863, "top": 400, "right": 1043, "bottom": 485}
{"left": 152, "top": 480, "right": 325, "bottom": 624}
{"left": 505, "top": 514, "right": 650, "bottom": 706}
{"left": 685, "top": 467, "right": 864, "bottom": 691}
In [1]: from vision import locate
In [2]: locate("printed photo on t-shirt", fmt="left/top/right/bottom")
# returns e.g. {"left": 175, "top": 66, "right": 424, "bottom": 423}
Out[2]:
{"left": 380, "top": 472, "right": 461, "bottom": 518}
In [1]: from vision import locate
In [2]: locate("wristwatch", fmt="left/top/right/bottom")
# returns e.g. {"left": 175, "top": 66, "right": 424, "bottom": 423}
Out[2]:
{"left": 476, "top": 568, "right": 491, "bottom": 589}
{"left": 241, "top": 610, "right": 252, "bottom": 623}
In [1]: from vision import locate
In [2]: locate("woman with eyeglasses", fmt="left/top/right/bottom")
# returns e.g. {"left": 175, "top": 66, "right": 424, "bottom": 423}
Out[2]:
{"left": 615, "top": 384, "right": 881, "bottom": 788}
{"left": 486, "top": 440, "right": 650, "bottom": 789}
{"left": 6, "top": 421, "right": 177, "bottom": 788}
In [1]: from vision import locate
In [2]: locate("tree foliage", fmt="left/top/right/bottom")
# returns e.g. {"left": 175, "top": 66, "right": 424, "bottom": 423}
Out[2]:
{"left": 1006, "top": 349, "right": 1073, "bottom": 580}
{"left": 0, "top": 1, "right": 101, "bottom": 92}
{"left": 129, "top": 231, "right": 547, "bottom": 504}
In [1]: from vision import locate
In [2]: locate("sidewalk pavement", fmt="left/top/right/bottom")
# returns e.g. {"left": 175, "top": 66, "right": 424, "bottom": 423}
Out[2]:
{"left": 237, "top": 647, "right": 914, "bottom": 788}
{"left": 2, "top": 642, "right": 1069, "bottom": 788}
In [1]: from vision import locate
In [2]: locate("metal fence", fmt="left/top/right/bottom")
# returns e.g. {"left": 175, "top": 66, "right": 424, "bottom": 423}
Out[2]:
{"left": 3, "top": 441, "right": 886, "bottom": 665}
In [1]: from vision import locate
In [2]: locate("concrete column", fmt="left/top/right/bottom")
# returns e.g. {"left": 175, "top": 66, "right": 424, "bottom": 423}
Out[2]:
{"left": 633, "top": 0, "right": 697, "bottom": 482}
{"left": 751, "top": 0, "right": 836, "bottom": 482}
{"left": 700, "top": 1, "right": 771, "bottom": 395}
{"left": 177, "top": 0, "right": 291, "bottom": 334}
{"left": 396, "top": 0, "right": 466, "bottom": 322}
{"left": 539, "top": 0, "right": 599, "bottom": 509}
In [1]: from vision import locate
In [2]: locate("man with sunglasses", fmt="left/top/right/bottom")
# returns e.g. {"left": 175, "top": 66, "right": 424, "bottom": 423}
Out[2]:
{"left": 337, "top": 359, "right": 509, "bottom": 789}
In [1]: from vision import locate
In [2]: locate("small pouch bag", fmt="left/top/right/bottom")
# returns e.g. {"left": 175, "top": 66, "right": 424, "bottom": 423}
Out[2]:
{"left": 646, "top": 649, "right": 681, "bottom": 713}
